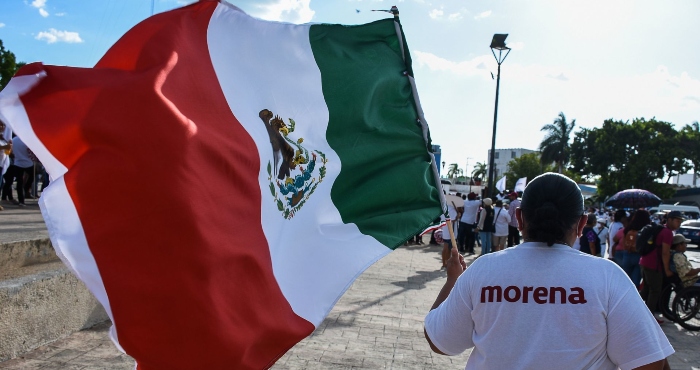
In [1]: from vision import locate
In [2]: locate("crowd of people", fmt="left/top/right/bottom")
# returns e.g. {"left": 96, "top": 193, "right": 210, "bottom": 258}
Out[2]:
{"left": 425, "top": 173, "right": 679, "bottom": 370}
{"left": 0, "top": 121, "right": 48, "bottom": 210}
{"left": 435, "top": 183, "right": 700, "bottom": 324}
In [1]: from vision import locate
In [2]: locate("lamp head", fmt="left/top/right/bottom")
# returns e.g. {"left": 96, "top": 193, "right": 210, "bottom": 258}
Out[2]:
{"left": 490, "top": 34, "right": 510, "bottom": 50}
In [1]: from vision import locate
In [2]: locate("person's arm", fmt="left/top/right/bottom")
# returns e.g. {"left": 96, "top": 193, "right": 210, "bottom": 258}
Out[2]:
{"left": 661, "top": 242, "right": 672, "bottom": 277}
{"left": 674, "top": 254, "right": 700, "bottom": 278}
{"left": 425, "top": 246, "right": 467, "bottom": 354}
{"left": 476, "top": 209, "right": 485, "bottom": 231}
{"left": 430, "top": 247, "right": 466, "bottom": 310}
{"left": 632, "top": 358, "right": 670, "bottom": 370}
{"left": 589, "top": 242, "right": 597, "bottom": 257}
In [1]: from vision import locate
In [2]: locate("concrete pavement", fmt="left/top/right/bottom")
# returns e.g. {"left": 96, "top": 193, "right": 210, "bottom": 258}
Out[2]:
{"left": 0, "top": 204, "right": 699, "bottom": 369}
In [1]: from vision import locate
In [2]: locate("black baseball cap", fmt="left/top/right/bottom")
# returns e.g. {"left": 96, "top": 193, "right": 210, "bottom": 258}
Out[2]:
{"left": 666, "top": 211, "right": 686, "bottom": 220}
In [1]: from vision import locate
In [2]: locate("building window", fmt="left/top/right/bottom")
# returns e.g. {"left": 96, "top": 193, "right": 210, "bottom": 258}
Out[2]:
{"left": 494, "top": 152, "right": 499, "bottom": 159}
{"left": 511, "top": 151, "right": 516, "bottom": 159}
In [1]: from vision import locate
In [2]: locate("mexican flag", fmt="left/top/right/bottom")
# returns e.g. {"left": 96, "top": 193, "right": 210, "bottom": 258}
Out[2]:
{"left": 0, "top": 1, "right": 442, "bottom": 368}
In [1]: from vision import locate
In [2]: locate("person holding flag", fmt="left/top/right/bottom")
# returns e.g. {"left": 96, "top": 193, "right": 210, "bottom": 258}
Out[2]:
{"left": 424, "top": 173, "right": 673, "bottom": 370}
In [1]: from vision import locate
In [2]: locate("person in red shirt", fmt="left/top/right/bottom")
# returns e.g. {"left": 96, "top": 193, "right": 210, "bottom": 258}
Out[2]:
{"left": 639, "top": 210, "right": 685, "bottom": 323}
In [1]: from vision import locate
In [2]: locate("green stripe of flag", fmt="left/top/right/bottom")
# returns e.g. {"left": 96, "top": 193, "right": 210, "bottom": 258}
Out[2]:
{"left": 309, "top": 19, "right": 442, "bottom": 249}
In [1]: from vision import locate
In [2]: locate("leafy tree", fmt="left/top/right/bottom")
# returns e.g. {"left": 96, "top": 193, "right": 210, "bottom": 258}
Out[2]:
{"left": 446, "top": 163, "right": 462, "bottom": 181}
{"left": 539, "top": 112, "right": 576, "bottom": 173}
{"left": 570, "top": 117, "right": 687, "bottom": 200}
{"left": 503, "top": 152, "right": 552, "bottom": 190}
{"left": 0, "top": 39, "right": 25, "bottom": 91}
{"left": 680, "top": 121, "right": 700, "bottom": 187}
{"left": 471, "top": 162, "right": 487, "bottom": 182}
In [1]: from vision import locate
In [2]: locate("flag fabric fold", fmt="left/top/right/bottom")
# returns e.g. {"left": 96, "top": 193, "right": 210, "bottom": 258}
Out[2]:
{"left": 0, "top": 1, "right": 442, "bottom": 369}
{"left": 514, "top": 177, "right": 527, "bottom": 192}
{"left": 495, "top": 175, "right": 507, "bottom": 193}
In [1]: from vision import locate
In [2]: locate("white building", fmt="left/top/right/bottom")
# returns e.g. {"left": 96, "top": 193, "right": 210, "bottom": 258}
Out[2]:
{"left": 486, "top": 148, "right": 537, "bottom": 180}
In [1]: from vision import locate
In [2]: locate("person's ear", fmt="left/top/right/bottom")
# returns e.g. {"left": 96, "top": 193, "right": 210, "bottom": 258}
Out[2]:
{"left": 576, "top": 214, "right": 587, "bottom": 237}
{"left": 516, "top": 208, "right": 524, "bottom": 232}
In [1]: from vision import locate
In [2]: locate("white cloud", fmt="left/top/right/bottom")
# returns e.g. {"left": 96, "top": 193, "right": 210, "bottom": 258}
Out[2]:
{"left": 508, "top": 41, "right": 525, "bottom": 51}
{"left": 429, "top": 8, "right": 443, "bottom": 19}
{"left": 448, "top": 12, "right": 463, "bottom": 21}
{"left": 54, "top": 12, "right": 65, "bottom": 17}
{"left": 0, "top": 23, "right": 5, "bottom": 28}
{"left": 253, "top": 0, "right": 315, "bottom": 23}
{"left": 474, "top": 10, "right": 491, "bottom": 20}
{"left": 414, "top": 51, "right": 498, "bottom": 78}
{"left": 31, "top": 0, "right": 50, "bottom": 17}
{"left": 35, "top": 29, "right": 83, "bottom": 44}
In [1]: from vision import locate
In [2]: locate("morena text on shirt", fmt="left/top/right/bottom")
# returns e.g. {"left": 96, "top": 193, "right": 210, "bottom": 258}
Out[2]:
{"left": 480, "top": 285, "right": 587, "bottom": 304}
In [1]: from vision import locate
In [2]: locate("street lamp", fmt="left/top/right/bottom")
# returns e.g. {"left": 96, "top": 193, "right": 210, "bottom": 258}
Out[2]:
{"left": 487, "top": 33, "right": 511, "bottom": 197}
{"left": 465, "top": 157, "right": 472, "bottom": 192}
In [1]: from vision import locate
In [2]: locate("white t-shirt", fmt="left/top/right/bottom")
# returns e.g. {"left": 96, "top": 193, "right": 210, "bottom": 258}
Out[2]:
{"left": 11, "top": 136, "right": 33, "bottom": 168}
{"left": 0, "top": 138, "right": 9, "bottom": 176}
{"left": 492, "top": 206, "right": 511, "bottom": 236}
{"left": 462, "top": 199, "right": 481, "bottom": 224}
{"left": 593, "top": 225, "right": 610, "bottom": 258}
{"left": 425, "top": 242, "right": 673, "bottom": 370}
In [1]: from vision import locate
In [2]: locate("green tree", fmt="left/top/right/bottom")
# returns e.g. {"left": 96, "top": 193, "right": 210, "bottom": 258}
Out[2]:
{"left": 1, "top": 39, "right": 25, "bottom": 90}
{"left": 503, "top": 152, "right": 552, "bottom": 190}
{"left": 570, "top": 117, "right": 687, "bottom": 200}
{"left": 471, "top": 162, "right": 487, "bottom": 182}
{"left": 680, "top": 121, "right": 700, "bottom": 187}
{"left": 446, "top": 163, "right": 462, "bottom": 181}
{"left": 539, "top": 112, "right": 576, "bottom": 173}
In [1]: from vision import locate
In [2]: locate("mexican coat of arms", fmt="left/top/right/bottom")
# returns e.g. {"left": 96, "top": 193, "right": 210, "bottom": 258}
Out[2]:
{"left": 259, "top": 109, "right": 328, "bottom": 219}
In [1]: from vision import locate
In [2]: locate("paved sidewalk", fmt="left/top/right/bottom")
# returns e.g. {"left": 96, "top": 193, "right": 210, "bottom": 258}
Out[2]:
{"left": 1, "top": 204, "right": 699, "bottom": 369}
{"left": 0, "top": 197, "right": 47, "bottom": 244}
{"left": 1, "top": 240, "right": 699, "bottom": 368}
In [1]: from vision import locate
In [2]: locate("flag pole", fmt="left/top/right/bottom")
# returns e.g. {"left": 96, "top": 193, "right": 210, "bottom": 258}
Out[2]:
{"left": 387, "top": 6, "right": 446, "bottom": 215}
{"left": 446, "top": 219, "right": 458, "bottom": 251}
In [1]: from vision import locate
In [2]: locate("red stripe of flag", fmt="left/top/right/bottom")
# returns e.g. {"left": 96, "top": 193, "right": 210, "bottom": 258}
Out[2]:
{"left": 20, "top": 1, "right": 313, "bottom": 368}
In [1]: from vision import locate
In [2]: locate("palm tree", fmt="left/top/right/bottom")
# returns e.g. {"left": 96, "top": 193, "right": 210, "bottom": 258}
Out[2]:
{"left": 539, "top": 112, "right": 576, "bottom": 173}
{"left": 471, "top": 162, "right": 487, "bottom": 182}
{"left": 446, "top": 163, "right": 462, "bottom": 182}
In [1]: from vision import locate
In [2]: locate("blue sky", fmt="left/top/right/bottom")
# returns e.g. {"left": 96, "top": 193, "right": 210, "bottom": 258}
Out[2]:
{"left": 2, "top": 0, "right": 699, "bottom": 176}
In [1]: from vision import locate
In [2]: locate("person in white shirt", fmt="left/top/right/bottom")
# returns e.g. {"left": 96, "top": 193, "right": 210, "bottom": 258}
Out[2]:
{"left": 593, "top": 218, "right": 610, "bottom": 258}
{"left": 491, "top": 200, "right": 511, "bottom": 252}
{"left": 458, "top": 192, "right": 481, "bottom": 255}
{"left": 1, "top": 135, "right": 33, "bottom": 207}
{"left": 424, "top": 172, "right": 672, "bottom": 370}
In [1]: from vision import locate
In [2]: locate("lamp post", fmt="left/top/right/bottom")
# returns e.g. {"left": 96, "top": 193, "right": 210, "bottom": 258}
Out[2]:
{"left": 465, "top": 157, "right": 472, "bottom": 192}
{"left": 487, "top": 34, "right": 511, "bottom": 197}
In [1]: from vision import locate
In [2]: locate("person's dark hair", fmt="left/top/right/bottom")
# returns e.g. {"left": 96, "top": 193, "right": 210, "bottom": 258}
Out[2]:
{"left": 495, "top": 200, "right": 503, "bottom": 207}
{"left": 613, "top": 210, "right": 627, "bottom": 222}
{"left": 586, "top": 213, "right": 596, "bottom": 226}
{"left": 519, "top": 173, "right": 584, "bottom": 246}
{"left": 624, "top": 210, "right": 651, "bottom": 233}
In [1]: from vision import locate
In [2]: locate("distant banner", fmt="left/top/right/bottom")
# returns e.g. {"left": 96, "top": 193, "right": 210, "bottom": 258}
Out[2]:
{"left": 514, "top": 177, "right": 527, "bottom": 192}
{"left": 496, "top": 175, "right": 507, "bottom": 192}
